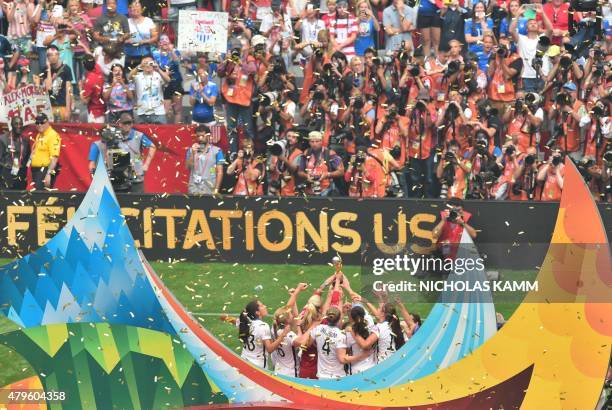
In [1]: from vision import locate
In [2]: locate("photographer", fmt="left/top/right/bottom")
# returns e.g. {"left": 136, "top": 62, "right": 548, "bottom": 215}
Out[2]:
{"left": 436, "top": 140, "right": 472, "bottom": 199}
{"left": 339, "top": 92, "right": 375, "bottom": 157}
{"left": 548, "top": 82, "right": 589, "bottom": 160}
{"left": 542, "top": 46, "right": 583, "bottom": 104}
{"left": 466, "top": 132, "right": 502, "bottom": 199}
{"left": 510, "top": 146, "right": 539, "bottom": 200}
{"left": 536, "top": 148, "right": 564, "bottom": 201}
{"left": 185, "top": 125, "right": 224, "bottom": 195}
{"left": 490, "top": 141, "right": 522, "bottom": 200}
{"left": 576, "top": 156, "right": 611, "bottom": 202}
{"left": 510, "top": 4, "right": 553, "bottom": 93}
{"left": 0, "top": 116, "right": 30, "bottom": 190}
{"left": 583, "top": 100, "right": 611, "bottom": 163}
{"left": 227, "top": 138, "right": 265, "bottom": 196}
{"left": 266, "top": 130, "right": 303, "bottom": 196}
{"left": 362, "top": 48, "right": 388, "bottom": 97}
{"left": 488, "top": 35, "right": 523, "bottom": 113}
{"left": 581, "top": 46, "right": 608, "bottom": 105}
{"left": 431, "top": 198, "right": 478, "bottom": 248}
{"left": 435, "top": 92, "right": 470, "bottom": 151}
{"left": 345, "top": 143, "right": 391, "bottom": 198}
{"left": 297, "top": 131, "right": 344, "bottom": 196}
{"left": 504, "top": 91, "right": 544, "bottom": 154}
{"left": 405, "top": 95, "right": 437, "bottom": 198}
{"left": 88, "top": 113, "right": 157, "bottom": 193}
{"left": 300, "top": 84, "right": 339, "bottom": 147}
{"left": 375, "top": 99, "right": 407, "bottom": 168}
{"left": 218, "top": 38, "right": 258, "bottom": 155}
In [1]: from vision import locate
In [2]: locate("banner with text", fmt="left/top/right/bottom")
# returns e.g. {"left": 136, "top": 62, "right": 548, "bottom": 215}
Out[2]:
{"left": 1, "top": 193, "right": 610, "bottom": 267}
{"left": 1, "top": 85, "right": 52, "bottom": 126}
{"left": 177, "top": 10, "right": 229, "bottom": 54}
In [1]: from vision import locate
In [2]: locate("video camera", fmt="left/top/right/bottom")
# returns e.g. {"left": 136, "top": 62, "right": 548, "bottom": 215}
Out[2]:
{"left": 100, "top": 126, "right": 132, "bottom": 192}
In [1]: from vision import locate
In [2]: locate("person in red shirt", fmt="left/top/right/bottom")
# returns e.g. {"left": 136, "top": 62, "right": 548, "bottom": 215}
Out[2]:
{"left": 542, "top": 0, "right": 570, "bottom": 45}
{"left": 79, "top": 54, "right": 106, "bottom": 123}
{"left": 431, "top": 198, "right": 478, "bottom": 260}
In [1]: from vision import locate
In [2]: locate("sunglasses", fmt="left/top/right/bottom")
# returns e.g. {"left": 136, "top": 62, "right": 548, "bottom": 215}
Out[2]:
{"left": 35, "top": 121, "right": 47, "bottom": 125}
{"left": 121, "top": 120, "right": 133, "bottom": 124}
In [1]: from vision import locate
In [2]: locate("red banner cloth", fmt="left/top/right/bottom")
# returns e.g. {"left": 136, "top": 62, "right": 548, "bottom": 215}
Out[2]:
{"left": 25, "top": 123, "right": 228, "bottom": 193}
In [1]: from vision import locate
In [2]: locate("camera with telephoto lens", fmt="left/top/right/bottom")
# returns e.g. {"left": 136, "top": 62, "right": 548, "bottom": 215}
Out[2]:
{"left": 267, "top": 139, "right": 287, "bottom": 156}
{"left": 496, "top": 45, "right": 508, "bottom": 58}
{"left": 230, "top": 48, "right": 241, "bottom": 61}
{"left": 592, "top": 103, "right": 606, "bottom": 117}
{"left": 408, "top": 64, "right": 420, "bottom": 77}
{"left": 476, "top": 139, "right": 488, "bottom": 155}
{"left": 444, "top": 151, "right": 456, "bottom": 162}
{"left": 389, "top": 144, "right": 402, "bottom": 160}
{"left": 254, "top": 91, "right": 279, "bottom": 106}
{"left": 559, "top": 55, "right": 572, "bottom": 69}
{"left": 515, "top": 98, "right": 526, "bottom": 113}
{"left": 444, "top": 60, "right": 461, "bottom": 77}
{"left": 505, "top": 145, "right": 516, "bottom": 157}
{"left": 353, "top": 96, "right": 365, "bottom": 110}
{"left": 533, "top": 36, "right": 550, "bottom": 69}
{"left": 268, "top": 178, "right": 282, "bottom": 194}
{"left": 577, "top": 157, "right": 595, "bottom": 182}
{"left": 354, "top": 150, "right": 367, "bottom": 166}
{"left": 551, "top": 154, "right": 562, "bottom": 166}
{"left": 555, "top": 93, "right": 572, "bottom": 107}
{"left": 524, "top": 154, "right": 536, "bottom": 166}
{"left": 312, "top": 90, "right": 325, "bottom": 101}
{"left": 447, "top": 207, "right": 460, "bottom": 222}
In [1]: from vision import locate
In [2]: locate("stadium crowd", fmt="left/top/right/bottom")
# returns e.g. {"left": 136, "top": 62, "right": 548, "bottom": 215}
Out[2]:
{"left": 0, "top": 0, "right": 609, "bottom": 201}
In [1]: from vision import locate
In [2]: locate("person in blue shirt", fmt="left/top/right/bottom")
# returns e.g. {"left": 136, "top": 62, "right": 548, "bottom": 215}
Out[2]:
{"left": 499, "top": 0, "right": 527, "bottom": 37}
{"left": 464, "top": 2, "right": 494, "bottom": 54}
{"left": 417, "top": 0, "right": 441, "bottom": 57}
{"left": 354, "top": 0, "right": 380, "bottom": 56}
{"left": 190, "top": 67, "right": 219, "bottom": 125}
{"left": 152, "top": 34, "right": 184, "bottom": 124}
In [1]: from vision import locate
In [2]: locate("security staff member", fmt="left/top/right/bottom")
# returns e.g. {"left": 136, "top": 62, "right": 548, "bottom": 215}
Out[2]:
{"left": 29, "top": 113, "right": 61, "bottom": 190}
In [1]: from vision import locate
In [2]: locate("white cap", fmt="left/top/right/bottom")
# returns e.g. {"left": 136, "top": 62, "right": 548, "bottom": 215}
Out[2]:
{"left": 52, "top": 5, "right": 64, "bottom": 18}
{"left": 251, "top": 35, "right": 266, "bottom": 47}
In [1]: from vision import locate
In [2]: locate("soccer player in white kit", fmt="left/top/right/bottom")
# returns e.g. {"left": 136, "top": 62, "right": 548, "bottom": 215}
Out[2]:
{"left": 238, "top": 300, "right": 293, "bottom": 369}
{"left": 271, "top": 306, "right": 301, "bottom": 377}
{"left": 345, "top": 305, "right": 377, "bottom": 374}
{"left": 296, "top": 307, "right": 371, "bottom": 379}
{"left": 353, "top": 303, "right": 406, "bottom": 363}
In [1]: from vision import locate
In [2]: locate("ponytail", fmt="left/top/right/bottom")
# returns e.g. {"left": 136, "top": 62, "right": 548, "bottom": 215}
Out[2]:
{"left": 384, "top": 304, "right": 405, "bottom": 349}
{"left": 325, "top": 306, "right": 341, "bottom": 327}
{"left": 350, "top": 306, "right": 370, "bottom": 339}
{"left": 239, "top": 300, "right": 259, "bottom": 345}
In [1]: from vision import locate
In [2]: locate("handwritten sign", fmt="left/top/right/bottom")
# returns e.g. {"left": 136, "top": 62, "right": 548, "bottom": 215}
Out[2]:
{"left": 0, "top": 85, "right": 52, "bottom": 126}
{"left": 177, "top": 10, "right": 229, "bottom": 54}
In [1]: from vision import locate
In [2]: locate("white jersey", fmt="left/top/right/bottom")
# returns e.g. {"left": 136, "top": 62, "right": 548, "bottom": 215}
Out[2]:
{"left": 239, "top": 319, "right": 272, "bottom": 368}
{"left": 345, "top": 328, "right": 376, "bottom": 374}
{"left": 271, "top": 330, "right": 300, "bottom": 377}
{"left": 375, "top": 321, "right": 398, "bottom": 363}
{"left": 310, "top": 324, "right": 347, "bottom": 379}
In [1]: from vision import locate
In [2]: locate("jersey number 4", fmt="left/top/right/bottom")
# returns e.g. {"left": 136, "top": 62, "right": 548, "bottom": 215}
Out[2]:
{"left": 322, "top": 340, "right": 331, "bottom": 355}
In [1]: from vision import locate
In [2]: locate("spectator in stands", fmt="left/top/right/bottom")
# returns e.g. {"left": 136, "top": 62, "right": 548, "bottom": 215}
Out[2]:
{"left": 329, "top": 0, "right": 358, "bottom": 61}
{"left": 93, "top": 42, "right": 126, "bottom": 76}
{"left": 190, "top": 67, "right": 218, "bottom": 125}
{"left": 355, "top": 0, "right": 379, "bottom": 57}
{"left": 542, "top": 0, "right": 570, "bottom": 45}
{"left": 2, "top": 0, "right": 37, "bottom": 56}
{"left": 33, "top": 1, "right": 55, "bottom": 76}
{"left": 125, "top": 1, "right": 158, "bottom": 70}
{"left": 79, "top": 54, "right": 106, "bottom": 124}
{"left": 259, "top": 0, "right": 293, "bottom": 65}
{"left": 416, "top": 0, "right": 440, "bottom": 57}
{"left": 218, "top": 37, "right": 257, "bottom": 155}
{"left": 383, "top": 0, "right": 415, "bottom": 53}
{"left": 297, "top": 131, "right": 344, "bottom": 196}
{"left": 43, "top": 18, "right": 79, "bottom": 82}
{"left": 439, "top": 0, "right": 466, "bottom": 52}
{"left": 93, "top": 0, "right": 130, "bottom": 46}
{"left": 464, "top": 3, "right": 494, "bottom": 57}
{"left": 152, "top": 34, "right": 184, "bottom": 124}
{"left": 30, "top": 113, "right": 61, "bottom": 190}
{"left": 129, "top": 56, "right": 171, "bottom": 124}
{"left": 185, "top": 124, "right": 225, "bottom": 195}
{"left": 294, "top": 3, "right": 325, "bottom": 61}
{"left": 103, "top": 63, "right": 135, "bottom": 123}
{"left": 0, "top": 32, "right": 19, "bottom": 91}
{"left": 0, "top": 116, "right": 30, "bottom": 190}
{"left": 227, "top": 138, "right": 265, "bottom": 196}
{"left": 510, "top": 4, "right": 553, "bottom": 93}
{"left": 66, "top": 0, "right": 93, "bottom": 80}
{"left": 35, "top": 45, "right": 73, "bottom": 122}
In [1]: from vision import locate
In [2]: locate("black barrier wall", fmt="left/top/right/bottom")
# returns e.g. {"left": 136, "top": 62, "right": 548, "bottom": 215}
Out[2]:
{"left": 0, "top": 192, "right": 610, "bottom": 268}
